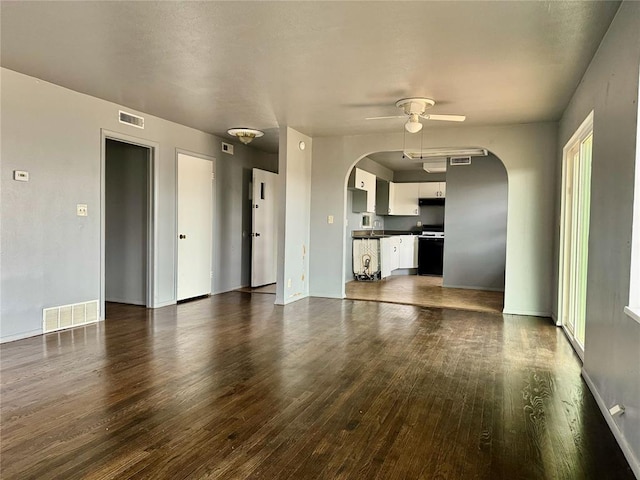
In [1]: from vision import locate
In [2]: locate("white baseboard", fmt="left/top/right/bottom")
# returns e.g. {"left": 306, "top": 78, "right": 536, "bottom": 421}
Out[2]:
{"left": 213, "top": 284, "right": 247, "bottom": 295}
{"left": 443, "top": 283, "right": 505, "bottom": 292}
{"left": 582, "top": 369, "right": 640, "bottom": 478}
{"left": 106, "top": 297, "right": 145, "bottom": 306}
{"left": 502, "top": 309, "right": 552, "bottom": 318}
{"left": 0, "top": 328, "right": 43, "bottom": 344}
{"left": 152, "top": 299, "right": 176, "bottom": 308}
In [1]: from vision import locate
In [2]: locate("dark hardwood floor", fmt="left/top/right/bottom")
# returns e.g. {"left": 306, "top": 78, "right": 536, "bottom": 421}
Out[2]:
{"left": 0, "top": 293, "right": 633, "bottom": 479}
{"left": 346, "top": 275, "right": 505, "bottom": 313}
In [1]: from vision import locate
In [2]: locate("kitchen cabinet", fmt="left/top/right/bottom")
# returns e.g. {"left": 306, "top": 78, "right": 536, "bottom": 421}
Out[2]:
{"left": 376, "top": 181, "right": 420, "bottom": 216}
{"left": 380, "top": 235, "right": 417, "bottom": 277}
{"left": 397, "top": 235, "right": 418, "bottom": 268}
{"left": 419, "top": 182, "right": 446, "bottom": 199}
{"left": 348, "top": 168, "right": 376, "bottom": 213}
{"left": 380, "top": 236, "right": 399, "bottom": 278}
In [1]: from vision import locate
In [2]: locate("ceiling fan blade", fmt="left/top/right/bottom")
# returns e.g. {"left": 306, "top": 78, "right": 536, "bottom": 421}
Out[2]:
{"left": 421, "top": 114, "right": 466, "bottom": 122}
{"left": 365, "top": 115, "right": 405, "bottom": 120}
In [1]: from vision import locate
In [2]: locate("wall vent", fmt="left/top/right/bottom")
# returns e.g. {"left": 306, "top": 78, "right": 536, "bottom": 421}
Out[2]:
{"left": 43, "top": 300, "right": 99, "bottom": 333}
{"left": 450, "top": 156, "right": 472, "bottom": 166}
{"left": 221, "top": 142, "right": 234, "bottom": 155}
{"left": 118, "top": 110, "right": 145, "bottom": 129}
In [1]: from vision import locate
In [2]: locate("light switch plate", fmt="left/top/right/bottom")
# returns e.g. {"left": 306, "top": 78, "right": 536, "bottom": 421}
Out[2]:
{"left": 14, "top": 170, "right": 29, "bottom": 182}
{"left": 77, "top": 204, "right": 88, "bottom": 216}
{"left": 327, "top": 215, "right": 334, "bottom": 224}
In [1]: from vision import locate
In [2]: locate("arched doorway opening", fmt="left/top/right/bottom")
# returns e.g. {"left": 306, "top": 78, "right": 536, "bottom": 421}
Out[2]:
{"left": 343, "top": 148, "right": 509, "bottom": 313}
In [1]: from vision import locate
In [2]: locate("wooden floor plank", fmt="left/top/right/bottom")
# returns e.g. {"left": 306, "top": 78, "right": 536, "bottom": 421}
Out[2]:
{"left": 0, "top": 294, "right": 633, "bottom": 479}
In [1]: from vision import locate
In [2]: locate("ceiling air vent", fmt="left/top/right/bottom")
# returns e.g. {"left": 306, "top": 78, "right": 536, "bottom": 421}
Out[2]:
{"left": 450, "top": 156, "right": 472, "bottom": 166}
{"left": 119, "top": 110, "right": 145, "bottom": 129}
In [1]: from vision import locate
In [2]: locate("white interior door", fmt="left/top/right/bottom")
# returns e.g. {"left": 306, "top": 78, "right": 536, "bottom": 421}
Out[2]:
{"left": 177, "top": 153, "right": 213, "bottom": 301}
{"left": 251, "top": 168, "right": 278, "bottom": 287}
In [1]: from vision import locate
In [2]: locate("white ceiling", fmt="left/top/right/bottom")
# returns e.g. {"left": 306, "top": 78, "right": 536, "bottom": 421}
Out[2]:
{"left": 1, "top": 1, "right": 620, "bottom": 153}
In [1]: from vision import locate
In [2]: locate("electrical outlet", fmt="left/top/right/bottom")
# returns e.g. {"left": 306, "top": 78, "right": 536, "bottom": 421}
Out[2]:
{"left": 417, "top": 221, "right": 422, "bottom": 227}
{"left": 287, "top": 278, "right": 292, "bottom": 288}
{"left": 76, "top": 204, "right": 88, "bottom": 217}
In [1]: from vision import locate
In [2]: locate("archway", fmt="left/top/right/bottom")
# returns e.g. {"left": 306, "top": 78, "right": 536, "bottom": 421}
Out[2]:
{"left": 342, "top": 148, "right": 508, "bottom": 312}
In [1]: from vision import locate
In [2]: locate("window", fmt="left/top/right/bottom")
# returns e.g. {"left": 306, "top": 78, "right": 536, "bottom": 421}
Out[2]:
{"left": 558, "top": 111, "right": 594, "bottom": 357}
{"left": 625, "top": 72, "right": 640, "bottom": 324}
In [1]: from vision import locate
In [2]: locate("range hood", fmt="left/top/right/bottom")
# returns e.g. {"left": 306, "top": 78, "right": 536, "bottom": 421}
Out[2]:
{"left": 419, "top": 197, "right": 445, "bottom": 206}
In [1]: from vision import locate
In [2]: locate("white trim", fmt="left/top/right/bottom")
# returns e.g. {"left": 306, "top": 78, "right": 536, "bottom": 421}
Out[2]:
{"left": 628, "top": 68, "right": 640, "bottom": 321}
{"left": 624, "top": 306, "right": 640, "bottom": 326}
{"left": 502, "top": 309, "right": 551, "bottom": 318}
{"left": 550, "top": 311, "right": 559, "bottom": 326}
{"left": 582, "top": 369, "right": 640, "bottom": 478}
{"left": 442, "top": 283, "right": 505, "bottom": 292}
{"left": 213, "top": 284, "right": 248, "bottom": 295}
{"left": 557, "top": 111, "right": 594, "bottom": 350}
{"left": 100, "top": 129, "right": 159, "bottom": 319}
{"left": 561, "top": 324, "right": 584, "bottom": 361}
{"left": 0, "top": 328, "right": 45, "bottom": 344}
{"left": 153, "top": 300, "right": 177, "bottom": 308}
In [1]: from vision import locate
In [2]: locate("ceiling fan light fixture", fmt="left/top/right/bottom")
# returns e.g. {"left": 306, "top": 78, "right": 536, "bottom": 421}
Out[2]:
{"left": 405, "top": 114, "right": 423, "bottom": 133}
{"left": 227, "top": 128, "right": 264, "bottom": 145}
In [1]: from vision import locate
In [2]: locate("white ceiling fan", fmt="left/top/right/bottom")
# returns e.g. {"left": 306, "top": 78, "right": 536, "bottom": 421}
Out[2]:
{"left": 366, "top": 97, "right": 466, "bottom": 133}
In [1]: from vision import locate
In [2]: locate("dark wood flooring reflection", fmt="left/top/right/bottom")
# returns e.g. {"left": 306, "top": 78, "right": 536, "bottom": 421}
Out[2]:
{"left": 347, "top": 275, "right": 505, "bottom": 313}
{"left": 1, "top": 294, "right": 632, "bottom": 479}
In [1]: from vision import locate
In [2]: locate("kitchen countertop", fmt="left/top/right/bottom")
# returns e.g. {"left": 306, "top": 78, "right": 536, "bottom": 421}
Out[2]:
{"left": 352, "top": 230, "right": 420, "bottom": 238}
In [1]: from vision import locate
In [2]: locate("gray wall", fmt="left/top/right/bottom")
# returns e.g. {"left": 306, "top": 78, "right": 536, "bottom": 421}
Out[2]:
{"left": 215, "top": 148, "right": 278, "bottom": 292}
{"left": 310, "top": 123, "right": 557, "bottom": 316}
{"left": 0, "top": 68, "right": 271, "bottom": 342}
{"left": 443, "top": 155, "right": 508, "bottom": 291}
{"left": 105, "top": 140, "right": 148, "bottom": 305}
{"left": 556, "top": 2, "right": 640, "bottom": 473}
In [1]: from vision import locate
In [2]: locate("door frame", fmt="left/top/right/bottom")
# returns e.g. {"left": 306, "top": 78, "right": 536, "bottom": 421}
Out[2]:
{"left": 100, "top": 129, "right": 159, "bottom": 319}
{"left": 174, "top": 149, "right": 216, "bottom": 301}
{"left": 557, "top": 111, "right": 594, "bottom": 360}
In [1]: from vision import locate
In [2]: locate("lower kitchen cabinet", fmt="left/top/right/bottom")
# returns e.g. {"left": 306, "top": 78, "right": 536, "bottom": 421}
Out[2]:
{"left": 397, "top": 235, "right": 418, "bottom": 268}
{"left": 380, "top": 235, "right": 417, "bottom": 278}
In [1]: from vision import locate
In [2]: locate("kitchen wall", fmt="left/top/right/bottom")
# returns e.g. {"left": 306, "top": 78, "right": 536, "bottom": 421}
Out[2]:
{"left": 443, "top": 154, "right": 508, "bottom": 291}
{"left": 105, "top": 139, "right": 148, "bottom": 305}
{"left": 556, "top": 2, "right": 640, "bottom": 474}
{"left": 310, "top": 123, "right": 557, "bottom": 316}
{"left": 0, "top": 68, "right": 272, "bottom": 342}
{"left": 383, "top": 206, "right": 445, "bottom": 232}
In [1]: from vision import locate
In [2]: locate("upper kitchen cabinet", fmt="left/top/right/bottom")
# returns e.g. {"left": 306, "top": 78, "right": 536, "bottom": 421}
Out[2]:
{"left": 348, "top": 168, "right": 376, "bottom": 213}
{"left": 419, "top": 182, "right": 446, "bottom": 199}
{"left": 377, "top": 181, "right": 420, "bottom": 216}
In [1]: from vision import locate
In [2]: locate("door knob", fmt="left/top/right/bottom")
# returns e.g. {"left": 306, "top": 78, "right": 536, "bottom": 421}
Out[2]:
{"left": 179, "top": 234, "right": 186, "bottom": 239}
{"left": 255, "top": 232, "right": 261, "bottom": 237}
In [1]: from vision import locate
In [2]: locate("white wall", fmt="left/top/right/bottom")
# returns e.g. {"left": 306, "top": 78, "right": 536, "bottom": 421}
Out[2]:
{"left": 0, "top": 68, "right": 271, "bottom": 342}
{"left": 275, "top": 127, "right": 312, "bottom": 305}
{"left": 557, "top": 2, "right": 640, "bottom": 474}
{"left": 309, "top": 124, "right": 557, "bottom": 315}
{"left": 105, "top": 140, "right": 148, "bottom": 305}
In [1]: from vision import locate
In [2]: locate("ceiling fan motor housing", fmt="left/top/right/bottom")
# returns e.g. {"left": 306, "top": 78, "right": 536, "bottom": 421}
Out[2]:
{"left": 396, "top": 97, "right": 436, "bottom": 116}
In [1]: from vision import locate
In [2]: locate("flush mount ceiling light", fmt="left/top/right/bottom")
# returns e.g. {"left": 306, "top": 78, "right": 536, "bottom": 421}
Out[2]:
{"left": 227, "top": 128, "right": 264, "bottom": 145}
